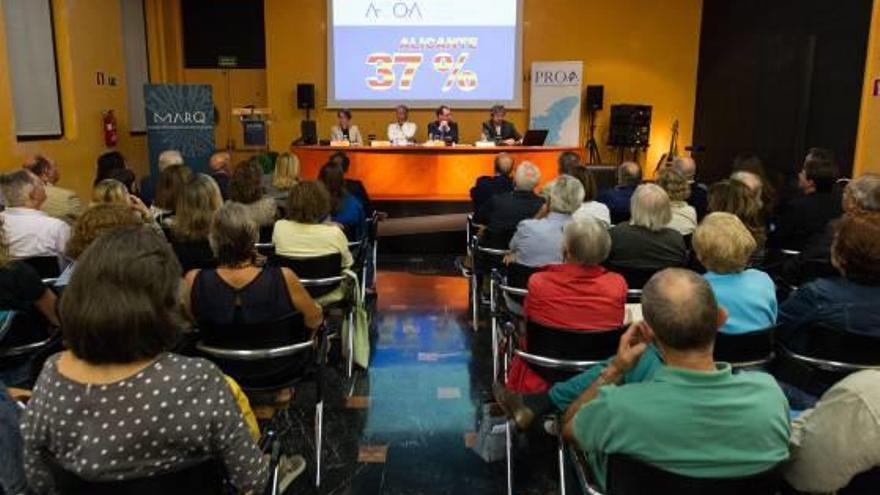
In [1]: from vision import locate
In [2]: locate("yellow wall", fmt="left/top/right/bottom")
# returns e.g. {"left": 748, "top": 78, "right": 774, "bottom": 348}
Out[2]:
{"left": 0, "top": 0, "right": 148, "bottom": 200}
{"left": 854, "top": 0, "right": 880, "bottom": 176}
{"left": 264, "top": 0, "right": 704, "bottom": 176}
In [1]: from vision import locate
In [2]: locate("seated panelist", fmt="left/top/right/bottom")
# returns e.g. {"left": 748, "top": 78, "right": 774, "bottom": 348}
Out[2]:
{"left": 330, "top": 108, "right": 363, "bottom": 145}
{"left": 481, "top": 105, "right": 522, "bottom": 145}
{"left": 387, "top": 104, "right": 417, "bottom": 144}
{"left": 427, "top": 105, "right": 459, "bottom": 144}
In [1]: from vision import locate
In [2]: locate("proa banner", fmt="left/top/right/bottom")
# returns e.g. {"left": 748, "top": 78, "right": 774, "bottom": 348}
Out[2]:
{"left": 144, "top": 84, "right": 215, "bottom": 176}
{"left": 529, "top": 61, "right": 583, "bottom": 147}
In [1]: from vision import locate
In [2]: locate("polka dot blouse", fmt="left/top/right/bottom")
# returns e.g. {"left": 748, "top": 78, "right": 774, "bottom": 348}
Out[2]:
{"left": 21, "top": 353, "right": 269, "bottom": 493}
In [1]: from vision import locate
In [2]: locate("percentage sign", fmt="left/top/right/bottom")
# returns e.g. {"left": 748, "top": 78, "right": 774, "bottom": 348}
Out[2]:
{"left": 433, "top": 53, "right": 478, "bottom": 92}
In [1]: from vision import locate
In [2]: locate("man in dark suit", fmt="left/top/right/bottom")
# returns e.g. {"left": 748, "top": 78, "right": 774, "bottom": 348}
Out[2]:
{"left": 772, "top": 156, "right": 842, "bottom": 251}
{"left": 672, "top": 156, "right": 708, "bottom": 219}
{"left": 470, "top": 153, "right": 515, "bottom": 224}
{"left": 481, "top": 105, "right": 522, "bottom": 145}
{"left": 483, "top": 161, "right": 545, "bottom": 248}
{"left": 427, "top": 105, "right": 459, "bottom": 144}
{"left": 597, "top": 162, "right": 642, "bottom": 224}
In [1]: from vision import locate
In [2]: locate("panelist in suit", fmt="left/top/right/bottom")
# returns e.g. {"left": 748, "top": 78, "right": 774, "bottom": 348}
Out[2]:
{"left": 481, "top": 105, "right": 522, "bottom": 145}
{"left": 330, "top": 108, "right": 363, "bottom": 145}
{"left": 427, "top": 105, "right": 459, "bottom": 144}
{"left": 387, "top": 105, "right": 417, "bottom": 144}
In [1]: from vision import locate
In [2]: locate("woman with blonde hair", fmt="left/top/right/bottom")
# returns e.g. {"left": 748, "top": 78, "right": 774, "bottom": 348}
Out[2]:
{"left": 91, "top": 178, "right": 162, "bottom": 237}
{"left": 167, "top": 174, "right": 223, "bottom": 273}
{"left": 269, "top": 153, "right": 300, "bottom": 212}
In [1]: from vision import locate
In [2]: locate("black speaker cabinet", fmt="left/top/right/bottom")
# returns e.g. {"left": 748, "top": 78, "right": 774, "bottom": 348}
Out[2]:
{"left": 586, "top": 85, "right": 604, "bottom": 111}
{"left": 297, "top": 84, "right": 315, "bottom": 110}
{"left": 300, "top": 120, "right": 317, "bottom": 145}
{"left": 609, "top": 104, "right": 652, "bottom": 147}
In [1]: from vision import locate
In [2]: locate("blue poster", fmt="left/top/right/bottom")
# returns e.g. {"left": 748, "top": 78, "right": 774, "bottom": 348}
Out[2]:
{"left": 144, "top": 84, "right": 215, "bottom": 176}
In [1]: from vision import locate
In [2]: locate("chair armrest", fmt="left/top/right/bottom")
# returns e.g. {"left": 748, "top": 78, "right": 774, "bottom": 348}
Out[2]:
{"left": 513, "top": 349, "right": 603, "bottom": 372}
{"left": 779, "top": 345, "right": 880, "bottom": 372}
{"left": 195, "top": 340, "right": 314, "bottom": 361}
{"left": 567, "top": 446, "right": 605, "bottom": 495}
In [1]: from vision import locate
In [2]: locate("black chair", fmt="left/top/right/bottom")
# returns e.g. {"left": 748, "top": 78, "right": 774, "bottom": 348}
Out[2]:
{"left": 714, "top": 327, "right": 775, "bottom": 369}
{"left": 0, "top": 311, "right": 56, "bottom": 387}
{"left": 840, "top": 467, "right": 880, "bottom": 495}
{"left": 21, "top": 256, "right": 61, "bottom": 281}
{"left": 604, "top": 264, "right": 657, "bottom": 290}
{"left": 470, "top": 234, "right": 508, "bottom": 330}
{"left": 195, "top": 314, "right": 328, "bottom": 488}
{"left": 48, "top": 457, "right": 226, "bottom": 495}
{"left": 489, "top": 264, "right": 538, "bottom": 380}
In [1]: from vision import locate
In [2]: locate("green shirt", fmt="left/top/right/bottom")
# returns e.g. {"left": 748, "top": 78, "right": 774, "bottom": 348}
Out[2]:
{"left": 573, "top": 363, "right": 791, "bottom": 491}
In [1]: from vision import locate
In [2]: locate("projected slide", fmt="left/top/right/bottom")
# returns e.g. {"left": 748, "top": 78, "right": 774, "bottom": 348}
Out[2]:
{"left": 328, "top": 0, "right": 522, "bottom": 108}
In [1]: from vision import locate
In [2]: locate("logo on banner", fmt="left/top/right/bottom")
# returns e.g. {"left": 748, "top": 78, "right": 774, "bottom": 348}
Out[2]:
{"left": 365, "top": 1, "right": 422, "bottom": 20}
{"left": 533, "top": 70, "right": 581, "bottom": 87}
{"left": 144, "top": 84, "right": 215, "bottom": 175}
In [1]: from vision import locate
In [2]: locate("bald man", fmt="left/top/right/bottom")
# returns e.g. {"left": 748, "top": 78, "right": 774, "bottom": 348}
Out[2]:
{"left": 23, "top": 155, "right": 82, "bottom": 224}
{"left": 672, "top": 156, "right": 708, "bottom": 218}
{"left": 470, "top": 153, "right": 515, "bottom": 224}
{"left": 596, "top": 161, "right": 641, "bottom": 224}
{"left": 209, "top": 151, "right": 232, "bottom": 199}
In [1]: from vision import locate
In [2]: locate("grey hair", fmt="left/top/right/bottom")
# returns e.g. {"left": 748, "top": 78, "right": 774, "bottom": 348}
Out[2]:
{"left": 158, "top": 150, "right": 184, "bottom": 171}
{"left": 846, "top": 173, "right": 880, "bottom": 212}
{"left": 730, "top": 170, "right": 762, "bottom": 193}
{"left": 514, "top": 161, "right": 541, "bottom": 191}
{"left": 0, "top": 170, "right": 37, "bottom": 207}
{"left": 672, "top": 157, "right": 696, "bottom": 180}
{"left": 564, "top": 217, "right": 611, "bottom": 265}
{"left": 547, "top": 175, "right": 585, "bottom": 214}
{"left": 208, "top": 202, "right": 258, "bottom": 266}
{"left": 618, "top": 162, "right": 642, "bottom": 187}
{"left": 630, "top": 183, "right": 672, "bottom": 231}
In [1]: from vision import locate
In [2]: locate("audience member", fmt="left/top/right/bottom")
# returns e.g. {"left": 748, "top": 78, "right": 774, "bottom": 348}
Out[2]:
{"left": 319, "top": 162, "right": 366, "bottom": 239}
{"left": 272, "top": 181, "right": 353, "bottom": 304}
{"left": 506, "top": 218, "right": 627, "bottom": 393}
{"left": 571, "top": 166, "right": 610, "bottom": 226}
{"left": 57, "top": 203, "right": 145, "bottom": 288}
{"left": 229, "top": 159, "right": 278, "bottom": 230}
{"left": 330, "top": 108, "right": 363, "bottom": 145}
{"left": 471, "top": 153, "right": 515, "bottom": 224}
{"left": 91, "top": 179, "right": 132, "bottom": 206}
{"left": 269, "top": 152, "right": 300, "bottom": 211}
{"left": 22, "top": 226, "right": 270, "bottom": 493}
{"left": 0, "top": 170, "right": 70, "bottom": 262}
{"left": 0, "top": 386, "right": 27, "bottom": 494}
{"left": 104, "top": 166, "right": 137, "bottom": 194}
{"left": 94, "top": 151, "right": 127, "bottom": 185}
{"left": 508, "top": 175, "right": 584, "bottom": 267}
{"left": 778, "top": 213, "right": 880, "bottom": 348}
{"left": 168, "top": 174, "right": 223, "bottom": 273}
{"left": 209, "top": 151, "right": 233, "bottom": 199}
{"left": 708, "top": 179, "right": 767, "bottom": 265}
{"left": 606, "top": 184, "right": 686, "bottom": 276}
{"left": 330, "top": 151, "right": 373, "bottom": 216}
{"left": 655, "top": 167, "right": 697, "bottom": 236}
{"left": 558, "top": 269, "right": 790, "bottom": 490}
{"left": 597, "top": 161, "right": 641, "bottom": 224}
{"left": 693, "top": 213, "right": 776, "bottom": 333}
{"left": 672, "top": 156, "right": 707, "bottom": 218}
{"left": 783, "top": 369, "right": 880, "bottom": 493}
{"left": 732, "top": 154, "right": 776, "bottom": 219}
{"left": 24, "top": 155, "right": 82, "bottom": 224}
{"left": 141, "top": 149, "right": 184, "bottom": 205}
{"left": 151, "top": 164, "right": 192, "bottom": 223}
{"left": 557, "top": 151, "right": 581, "bottom": 176}
{"left": 773, "top": 156, "right": 842, "bottom": 250}
{"left": 483, "top": 162, "right": 544, "bottom": 248}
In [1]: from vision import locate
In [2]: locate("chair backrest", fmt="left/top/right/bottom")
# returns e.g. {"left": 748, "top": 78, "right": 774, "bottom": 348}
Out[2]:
{"left": 840, "top": 466, "right": 880, "bottom": 495}
{"left": 268, "top": 252, "right": 343, "bottom": 298}
{"left": 605, "top": 264, "right": 657, "bottom": 290}
{"left": 482, "top": 228, "right": 517, "bottom": 250}
{"left": 504, "top": 263, "right": 538, "bottom": 290}
{"left": 605, "top": 454, "right": 781, "bottom": 495}
{"left": 714, "top": 327, "right": 775, "bottom": 367}
{"left": 48, "top": 457, "right": 225, "bottom": 495}
{"left": 524, "top": 321, "right": 623, "bottom": 383}
{"left": 801, "top": 324, "right": 880, "bottom": 366}
{"left": 21, "top": 256, "right": 61, "bottom": 279}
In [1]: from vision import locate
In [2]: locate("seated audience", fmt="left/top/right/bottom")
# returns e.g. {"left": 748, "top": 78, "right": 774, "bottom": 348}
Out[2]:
{"left": 471, "top": 153, "right": 515, "bottom": 225}
{"left": 330, "top": 108, "right": 363, "bottom": 145}
{"left": 731, "top": 154, "right": 777, "bottom": 220}
{"left": 558, "top": 269, "right": 790, "bottom": 490}
{"left": 708, "top": 179, "right": 767, "bottom": 266}
{"left": 483, "top": 162, "right": 544, "bottom": 247}
{"left": 104, "top": 167, "right": 137, "bottom": 194}
{"left": 506, "top": 218, "right": 627, "bottom": 393}
{"left": 557, "top": 151, "right": 581, "bottom": 176}
{"left": 168, "top": 174, "right": 223, "bottom": 273}
{"left": 655, "top": 167, "right": 697, "bottom": 236}
{"left": 268, "top": 152, "right": 300, "bottom": 212}
{"left": 778, "top": 213, "right": 880, "bottom": 347}
{"left": 91, "top": 178, "right": 133, "bottom": 206}
{"left": 606, "top": 184, "right": 687, "bottom": 275}
{"left": 784, "top": 369, "right": 880, "bottom": 493}
{"left": 0, "top": 385, "right": 27, "bottom": 494}
{"left": 773, "top": 156, "right": 842, "bottom": 250}
{"left": 597, "top": 161, "right": 641, "bottom": 224}
{"left": 319, "top": 162, "right": 366, "bottom": 239}
{"left": 672, "top": 156, "right": 708, "bottom": 219}
{"left": 183, "top": 202, "right": 322, "bottom": 343}
{"left": 140, "top": 149, "right": 184, "bottom": 205}
{"left": 229, "top": 159, "right": 277, "bottom": 231}
{"left": 57, "top": 204, "right": 145, "bottom": 288}
{"left": 93, "top": 151, "right": 127, "bottom": 185}
{"left": 150, "top": 164, "right": 192, "bottom": 223}
{"left": 693, "top": 213, "right": 776, "bottom": 333}
{"left": 0, "top": 170, "right": 70, "bottom": 262}
{"left": 509, "top": 175, "right": 584, "bottom": 267}
{"left": 272, "top": 181, "right": 353, "bottom": 303}
{"left": 24, "top": 155, "right": 82, "bottom": 224}
{"left": 22, "top": 226, "right": 270, "bottom": 493}
{"left": 330, "top": 151, "right": 373, "bottom": 216}
{"left": 571, "top": 166, "right": 611, "bottom": 226}
{"left": 209, "top": 151, "right": 232, "bottom": 199}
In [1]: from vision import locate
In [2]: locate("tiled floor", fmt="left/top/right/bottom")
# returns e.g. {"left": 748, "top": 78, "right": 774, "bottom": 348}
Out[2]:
{"left": 277, "top": 259, "right": 559, "bottom": 494}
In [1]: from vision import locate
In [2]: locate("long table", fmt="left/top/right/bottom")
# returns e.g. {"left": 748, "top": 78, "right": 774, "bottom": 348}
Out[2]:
{"left": 291, "top": 145, "right": 583, "bottom": 201}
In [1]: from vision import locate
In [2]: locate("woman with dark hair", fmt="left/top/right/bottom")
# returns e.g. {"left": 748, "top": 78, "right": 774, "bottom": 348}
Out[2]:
{"left": 151, "top": 164, "right": 192, "bottom": 223}
{"left": 708, "top": 179, "right": 767, "bottom": 265}
{"left": 168, "top": 174, "right": 223, "bottom": 273}
{"left": 330, "top": 109, "right": 363, "bottom": 145}
{"left": 94, "top": 151, "right": 126, "bottom": 185}
{"left": 228, "top": 159, "right": 278, "bottom": 229}
{"left": 22, "top": 226, "right": 270, "bottom": 493}
{"left": 318, "top": 162, "right": 365, "bottom": 239}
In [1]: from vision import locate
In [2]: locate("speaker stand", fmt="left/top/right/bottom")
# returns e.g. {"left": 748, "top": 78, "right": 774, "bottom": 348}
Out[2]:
{"left": 585, "top": 109, "right": 602, "bottom": 164}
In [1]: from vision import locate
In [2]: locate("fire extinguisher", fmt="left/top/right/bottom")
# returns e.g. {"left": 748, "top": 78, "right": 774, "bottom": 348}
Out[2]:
{"left": 103, "top": 110, "right": 118, "bottom": 148}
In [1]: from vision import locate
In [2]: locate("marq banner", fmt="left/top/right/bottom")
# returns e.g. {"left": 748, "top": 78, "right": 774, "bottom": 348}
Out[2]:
{"left": 529, "top": 61, "right": 583, "bottom": 146}
{"left": 144, "top": 84, "right": 215, "bottom": 176}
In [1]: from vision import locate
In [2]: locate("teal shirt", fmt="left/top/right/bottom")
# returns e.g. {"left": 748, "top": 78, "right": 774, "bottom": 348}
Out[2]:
{"left": 704, "top": 270, "right": 778, "bottom": 334}
{"left": 573, "top": 363, "right": 791, "bottom": 490}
